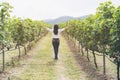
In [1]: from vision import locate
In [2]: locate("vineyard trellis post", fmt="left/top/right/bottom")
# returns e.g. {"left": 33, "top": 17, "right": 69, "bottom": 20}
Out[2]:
{"left": 117, "top": 56, "right": 120, "bottom": 80}
{"left": 102, "top": 30, "right": 106, "bottom": 76}
{"left": 1, "top": 8, "right": 5, "bottom": 72}
{"left": 2, "top": 43, "right": 5, "bottom": 71}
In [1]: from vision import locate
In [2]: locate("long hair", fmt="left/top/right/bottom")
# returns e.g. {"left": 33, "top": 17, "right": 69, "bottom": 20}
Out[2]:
{"left": 53, "top": 24, "right": 58, "bottom": 35}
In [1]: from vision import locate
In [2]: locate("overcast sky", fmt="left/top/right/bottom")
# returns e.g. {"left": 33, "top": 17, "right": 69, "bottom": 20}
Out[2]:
{"left": 1, "top": 0, "right": 120, "bottom": 20}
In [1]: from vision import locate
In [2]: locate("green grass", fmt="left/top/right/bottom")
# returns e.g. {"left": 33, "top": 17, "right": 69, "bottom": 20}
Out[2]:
{"left": 9, "top": 33, "right": 58, "bottom": 80}
{"left": 60, "top": 36, "right": 88, "bottom": 80}
{"left": 72, "top": 41, "right": 117, "bottom": 79}
{"left": 8, "top": 33, "right": 88, "bottom": 80}
{"left": 0, "top": 33, "right": 117, "bottom": 80}
{"left": 0, "top": 47, "right": 24, "bottom": 72}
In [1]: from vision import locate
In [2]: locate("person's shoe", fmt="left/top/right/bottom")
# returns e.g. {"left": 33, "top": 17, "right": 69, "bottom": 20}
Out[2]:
{"left": 54, "top": 57, "right": 58, "bottom": 60}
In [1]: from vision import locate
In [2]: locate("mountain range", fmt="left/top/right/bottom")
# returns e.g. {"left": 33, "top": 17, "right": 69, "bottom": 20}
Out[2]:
{"left": 44, "top": 15, "right": 89, "bottom": 24}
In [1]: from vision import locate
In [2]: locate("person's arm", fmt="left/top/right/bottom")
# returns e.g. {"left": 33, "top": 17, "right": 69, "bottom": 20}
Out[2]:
{"left": 59, "top": 28, "right": 65, "bottom": 32}
{"left": 59, "top": 26, "right": 69, "bottom": 32}
{"left": 46, "top": 27, "right": 52, "bottom": 32}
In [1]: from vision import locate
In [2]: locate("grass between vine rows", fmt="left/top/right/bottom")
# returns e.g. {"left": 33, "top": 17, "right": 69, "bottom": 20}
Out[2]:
{"left": 0, "top": 33, "right": 117, "bottom": 80}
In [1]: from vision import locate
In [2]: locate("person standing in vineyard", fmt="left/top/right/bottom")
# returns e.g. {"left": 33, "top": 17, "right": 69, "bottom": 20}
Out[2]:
{"left": 46, "top": 24, "right": 68, "bottom": 60}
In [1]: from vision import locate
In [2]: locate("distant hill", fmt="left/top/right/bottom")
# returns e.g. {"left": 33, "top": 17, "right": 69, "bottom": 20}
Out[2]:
{"left": 44, "top": 15, "right": 89, "bottom": 24}
{"left": 44, "top": 16, "right": 74, "bottom": 24}
{"left": 77, "top": 15, "right": 89, "bottom": 20}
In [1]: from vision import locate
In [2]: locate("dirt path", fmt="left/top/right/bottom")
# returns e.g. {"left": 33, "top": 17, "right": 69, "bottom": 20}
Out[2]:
{"left": 1, "top": 33, "right": 103, "bottom": 80}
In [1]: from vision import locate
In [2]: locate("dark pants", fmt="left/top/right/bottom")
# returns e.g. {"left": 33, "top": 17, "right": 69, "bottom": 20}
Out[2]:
{"left": 52, "top": 38, "right": 60, "bottom": 59}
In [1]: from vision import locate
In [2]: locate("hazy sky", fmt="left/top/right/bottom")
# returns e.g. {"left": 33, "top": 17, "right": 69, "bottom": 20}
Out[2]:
{"left": 1, "top": 0, "right": 120, "bottom": 20}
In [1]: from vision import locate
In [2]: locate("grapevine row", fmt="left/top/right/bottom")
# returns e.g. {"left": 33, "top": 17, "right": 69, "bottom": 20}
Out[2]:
{"left": 60, "top": 1, "right": 120, "bottom": 79}
{"left": 0, "top": 2, "right": 50, "bottom": 72}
